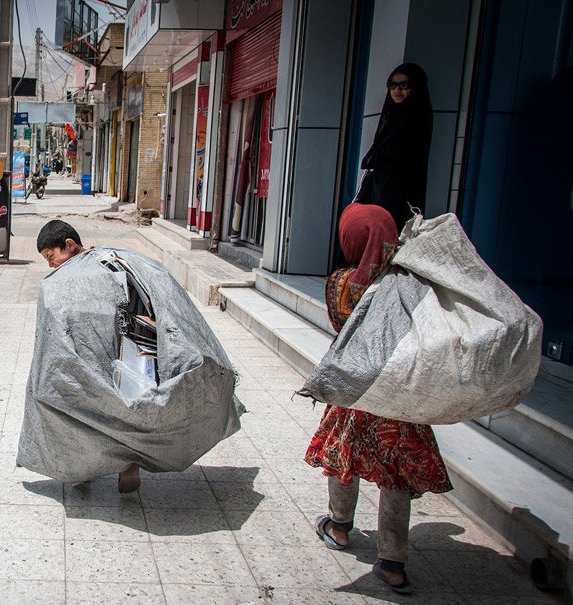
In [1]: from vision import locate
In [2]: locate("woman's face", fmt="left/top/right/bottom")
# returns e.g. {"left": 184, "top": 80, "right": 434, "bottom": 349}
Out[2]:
{"left": 388, "top": 72, "right": 412, "bottom": 104}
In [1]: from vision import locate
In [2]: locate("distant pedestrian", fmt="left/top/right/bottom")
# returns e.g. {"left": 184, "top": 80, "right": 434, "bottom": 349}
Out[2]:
{"left": 305, "top": 203, "right": 452, "bottom": 594}
{"left": 355, "top": 63, "right": 433, "bottom": 231}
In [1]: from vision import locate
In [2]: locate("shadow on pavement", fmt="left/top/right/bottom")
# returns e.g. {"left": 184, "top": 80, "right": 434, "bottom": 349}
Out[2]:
{"left": 331, "top": 521, "right": 552, "bottom": 603}
{"left": 23, "top": 465, "right": 264, "bottom": 538}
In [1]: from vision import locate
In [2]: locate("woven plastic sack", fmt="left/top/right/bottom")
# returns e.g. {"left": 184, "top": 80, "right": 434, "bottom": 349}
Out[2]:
{"left": 298, "top": 213, "right": 543, "bottom": 424}
{"left": 17, "top": 247, "right": 244, "bottom": 483}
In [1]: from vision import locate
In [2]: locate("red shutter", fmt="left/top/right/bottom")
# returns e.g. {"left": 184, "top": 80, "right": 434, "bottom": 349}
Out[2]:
{"left": 172, "top": 57, "right": 198, "bottom": 89}
{"left": 228, "top": 11, "right": 281, "bottom": 103}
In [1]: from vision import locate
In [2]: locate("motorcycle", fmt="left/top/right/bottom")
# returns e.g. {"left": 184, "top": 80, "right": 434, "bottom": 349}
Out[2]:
{"left": 26, "top": 170, "right": 48, "bottom": 199}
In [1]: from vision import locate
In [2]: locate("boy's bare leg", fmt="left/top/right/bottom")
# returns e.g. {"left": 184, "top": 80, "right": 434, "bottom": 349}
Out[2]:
{"left": 118, "top": 463, "right": 140, "bottom": 493}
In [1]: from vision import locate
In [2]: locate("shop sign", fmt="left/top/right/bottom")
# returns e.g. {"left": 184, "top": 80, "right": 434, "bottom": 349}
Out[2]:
{"left": 11, "top": 151, "right": 26, "bottom": 199}
{"left": 194, "top": 85, "right": 209, "bottom": 218}
{"left": 226, "top": 0, "right": 282, "bottom": 31}
{"left": 14, "top": 112, "right": 29, "bottom": 126}
{"left": 123, "top": 0, "right": 160, "bottom": 69}
{"left": 0, "top": 175, "right": 8, "bottom": 230}
{"left": 127, "top": 85, "right": 144, "bottom": 121}
{"left": 109, "top": 72, "right": 123, "bottom": 109}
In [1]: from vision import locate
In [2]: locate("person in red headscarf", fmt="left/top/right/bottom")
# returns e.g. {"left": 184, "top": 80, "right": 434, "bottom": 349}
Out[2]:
{"left": 305, "top": 203, "right": 451, "bottom": 594}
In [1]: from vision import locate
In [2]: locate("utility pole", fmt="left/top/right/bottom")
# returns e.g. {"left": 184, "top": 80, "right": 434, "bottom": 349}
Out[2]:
{"left": 0, "top": 0, "right": 13, "bottom": 260}
{"left": 31, "top": 27, "right": 41, "bottom": 172}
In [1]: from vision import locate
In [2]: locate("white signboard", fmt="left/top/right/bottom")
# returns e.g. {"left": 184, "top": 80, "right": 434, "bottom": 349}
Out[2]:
{"left": 123, "top": 0, "right": 161, "bottom": 69}
{"left": 17, "top": 102, "right": 76, "bottom": 124}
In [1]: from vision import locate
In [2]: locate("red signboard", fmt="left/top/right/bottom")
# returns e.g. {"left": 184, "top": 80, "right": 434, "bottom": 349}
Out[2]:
{"left": 226, "top": 0, "right": 282, "bottom": 36}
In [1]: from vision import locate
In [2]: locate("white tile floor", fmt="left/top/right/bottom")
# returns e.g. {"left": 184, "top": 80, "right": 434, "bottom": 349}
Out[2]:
{"left": 0, "top": 217, "right": 563, "bottom": 604}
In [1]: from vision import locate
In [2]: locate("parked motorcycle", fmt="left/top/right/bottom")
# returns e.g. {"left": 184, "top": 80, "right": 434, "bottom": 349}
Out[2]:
{"left": 26, "top": 171, "right": 48, "bottom": 199}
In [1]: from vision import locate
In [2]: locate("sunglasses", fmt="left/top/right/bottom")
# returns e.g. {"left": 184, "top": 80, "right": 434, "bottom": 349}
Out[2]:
{"left": 388, "top": 80, "right": 411, "bottom": 91}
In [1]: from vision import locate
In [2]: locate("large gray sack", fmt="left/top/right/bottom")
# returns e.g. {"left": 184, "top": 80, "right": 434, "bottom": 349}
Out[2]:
{"left": 17, "top": 247, "right": 243, "bottom": 483}
{"left": 298, "top": 213, "right": 543, "bottom": 424}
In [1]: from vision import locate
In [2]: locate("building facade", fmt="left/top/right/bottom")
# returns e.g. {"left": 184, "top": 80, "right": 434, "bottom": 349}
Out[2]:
{"left": 116, "top": 0, "right": 571, "bottom": 365}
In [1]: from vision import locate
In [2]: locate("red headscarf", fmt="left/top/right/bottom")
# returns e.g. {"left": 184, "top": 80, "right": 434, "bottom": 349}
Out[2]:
{"left": 327, "top": 204, "right": 398, "bottom": 332}
{"left": 339, "top": 203, "right": 398, "bottom": 287}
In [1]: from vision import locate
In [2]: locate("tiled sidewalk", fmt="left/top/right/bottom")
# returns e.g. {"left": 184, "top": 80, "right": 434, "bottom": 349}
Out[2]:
{"left": 0, "top": 219, "right": 562, "bottom": 604}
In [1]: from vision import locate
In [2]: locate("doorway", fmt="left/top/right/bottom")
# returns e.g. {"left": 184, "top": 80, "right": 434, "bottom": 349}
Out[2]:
{"left": 459, "top": 0, "right": 573, "bottom": 363}
{"left": 127, "top": 119, "right": 140, "bottom": 204}
{"left": 166, "top": 82, "right": 196, "bottom": 223}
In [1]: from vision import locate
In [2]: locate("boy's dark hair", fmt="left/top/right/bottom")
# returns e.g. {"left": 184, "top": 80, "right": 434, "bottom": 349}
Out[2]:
{"left": 37, "top": 219, "right": 83, "bottom": 252}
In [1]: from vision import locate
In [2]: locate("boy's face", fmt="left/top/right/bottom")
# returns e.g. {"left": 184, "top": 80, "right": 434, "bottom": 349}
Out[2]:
{"left": 40, "top": 239, "right": 80, "bottom": 268}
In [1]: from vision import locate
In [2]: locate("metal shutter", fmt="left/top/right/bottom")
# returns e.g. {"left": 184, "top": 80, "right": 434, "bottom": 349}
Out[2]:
{"left": 228, "top": 11, "right": 281, "bottom": 103}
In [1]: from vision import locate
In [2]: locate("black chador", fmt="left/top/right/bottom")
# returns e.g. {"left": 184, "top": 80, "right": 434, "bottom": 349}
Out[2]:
{"left": 355, "top": 63, "right": 433, "bottom": 230}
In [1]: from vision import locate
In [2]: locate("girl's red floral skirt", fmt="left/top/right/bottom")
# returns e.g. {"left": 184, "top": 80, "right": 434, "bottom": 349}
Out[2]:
{"left": 305, "top": 405, "right": 453, "bottom": 499}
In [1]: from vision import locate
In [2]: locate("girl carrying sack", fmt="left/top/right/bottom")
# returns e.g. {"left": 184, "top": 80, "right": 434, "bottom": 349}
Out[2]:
{"left": 298, "top": 212, "right": 542, "bottom": 425}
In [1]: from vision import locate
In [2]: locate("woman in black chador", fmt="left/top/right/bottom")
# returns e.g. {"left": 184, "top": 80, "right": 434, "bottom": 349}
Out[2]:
{"left": 355, "top": 63, "right": 433, "bottom": 231}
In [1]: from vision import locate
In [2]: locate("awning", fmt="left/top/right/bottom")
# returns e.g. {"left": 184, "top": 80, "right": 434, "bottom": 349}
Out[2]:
{"left": 123, "top": 0, "right": 224, "bottom": 72}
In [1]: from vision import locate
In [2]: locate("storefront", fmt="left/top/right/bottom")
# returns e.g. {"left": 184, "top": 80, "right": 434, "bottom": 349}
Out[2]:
{"left": 108, "top": 70, "right": 123, "bottom": 197}
{"left": 122, "top": 0, "right": 225, "bottom": 217}
{"left": 162, "top": 50, "right": 200, "bottom": 225}
{"left": 220, "top": 0, "right": 282, "bottom": 249}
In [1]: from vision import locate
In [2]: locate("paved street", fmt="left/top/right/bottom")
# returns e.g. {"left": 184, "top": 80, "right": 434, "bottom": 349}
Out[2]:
{"left": 0, "top": 208, "right": 562, "bottom": 604}
{"left": 11, "top": 174, "right": 118, "bottom": 217}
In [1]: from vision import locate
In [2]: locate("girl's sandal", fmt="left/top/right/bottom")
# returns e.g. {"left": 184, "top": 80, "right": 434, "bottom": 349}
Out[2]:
{"left": 373, "top": 559, "right": 413, "bottom": 594}
{"left": 315, "top": 515, "right": 352, "bottom": 550}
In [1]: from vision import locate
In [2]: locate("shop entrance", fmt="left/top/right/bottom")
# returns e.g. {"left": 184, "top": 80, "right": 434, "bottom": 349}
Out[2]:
{"left": 226, "top": 91, "right": 273, "bottom": 248}
{"left": 166, "top": 81, "right": 196, "bottom": 222}
{"left": 459, "top": 0, "right": 573, "bottom": 363}
{"left": 127, "top": 119, "right": 139, "bottom": 204}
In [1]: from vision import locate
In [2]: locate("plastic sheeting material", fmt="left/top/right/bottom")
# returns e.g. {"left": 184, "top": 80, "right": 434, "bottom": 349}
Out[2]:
{"left": 298, "top": 214, "right": 543, "bottom": 425}
{"left": 17, "top": 247, "right": 244, "bottom": 483}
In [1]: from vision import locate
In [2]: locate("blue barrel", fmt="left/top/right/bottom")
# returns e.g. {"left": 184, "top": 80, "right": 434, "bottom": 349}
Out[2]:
{"left": 81, "top": 175, "right": 91, "bottom": 195}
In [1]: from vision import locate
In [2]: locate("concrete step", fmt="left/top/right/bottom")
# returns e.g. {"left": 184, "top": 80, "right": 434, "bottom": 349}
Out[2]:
{"left": 434, "top": 421, "right": 573, "bottom": 598}
{"left": 136, "top": 225, "right": 186, "bottom": 260}
{"left": 477, "top": 358, "right": 573, "bottom": 481}
{"left": 150, "top": 217, "right": 209, "bottom": 250}
{"left": 254, "top": 268, "right": 336, "bottom": 336}
{"left": 218, "top": 241, "right": 263, "bottom": 271}
{"left": 136, "top": 228, "right": 254, "bottom": 306}
{"left": 220, "top": 283, "right": 573, "bottom": 597}
{"left": 218, "top": 286, "right": 332, "bottom": 378}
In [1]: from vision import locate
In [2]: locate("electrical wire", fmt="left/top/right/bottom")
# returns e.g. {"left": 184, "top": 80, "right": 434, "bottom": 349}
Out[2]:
{"left": 43, "top": 43, "right": 75, "bottom": 77}
{"left": 40, "top": 44, "right": 61, "bottom": 100}
{"left": 12, "top": 0, "right": 27, "bottom": 96}
{"left": 44, "top": 38, "right": 76, "bottom": 67}
{"left": 87, "top": 0, "right": 127, "bottom": 17}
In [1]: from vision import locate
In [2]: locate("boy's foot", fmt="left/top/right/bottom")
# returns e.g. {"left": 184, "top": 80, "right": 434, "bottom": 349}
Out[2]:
{"left": 118, "top": 463, "right": 140, "bottom": 493}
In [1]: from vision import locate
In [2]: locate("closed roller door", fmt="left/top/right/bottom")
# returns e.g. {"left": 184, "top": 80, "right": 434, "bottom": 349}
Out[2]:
{"left": 228, "top": 11, "right": 281, "bottom": 103}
